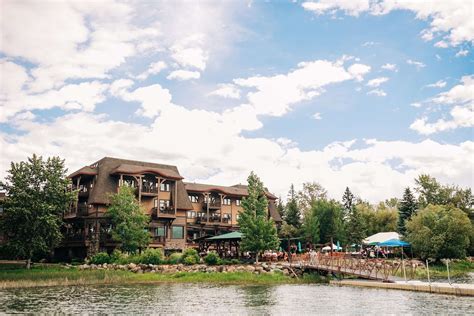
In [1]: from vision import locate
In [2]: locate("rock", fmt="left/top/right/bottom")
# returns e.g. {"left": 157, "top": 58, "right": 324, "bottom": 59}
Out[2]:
{"left": 282, "top": 269, "right": 290, "bottom": 276}
{"left": 246, "top": 265, "right": 256, "bottom": 272}
{"left": 128, "top": 263, "right": 137, "bottom": 270}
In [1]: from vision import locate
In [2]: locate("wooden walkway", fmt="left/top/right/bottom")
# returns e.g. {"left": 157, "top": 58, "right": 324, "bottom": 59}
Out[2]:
{"left": 289, "top": 254, "right": 409, "bottom": 282}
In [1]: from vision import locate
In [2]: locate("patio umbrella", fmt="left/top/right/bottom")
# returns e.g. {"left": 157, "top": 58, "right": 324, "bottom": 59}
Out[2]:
{"left": 298, "top": 241, "right": 302, "bottom": 253}
{"left": 378, "top": 239, "right": 410, "bottom": 247}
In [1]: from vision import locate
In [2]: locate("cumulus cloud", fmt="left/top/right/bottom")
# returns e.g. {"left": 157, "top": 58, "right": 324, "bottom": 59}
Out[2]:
{"left": 134, "top": 61, "right": 167, "bottom": 81}
{"left": 166, "top": 70, "right": 201, "bottom": 81}
{"left": 367, "top": 89, "right": 387, "bottom": 97}
{"left": 381, "top": 63, "right": 398, "bottom": 72}
{"left": 455, "top": 49, "right": 469, "bottom": 57}
{"left": 302, "top": 0, "right": 474, "bottom": 47}
{"left": 406, "top": 59, "right": 426, "bottom": 70}
{"left": 312, "top": 112, "right": 322, "bottom": 120}
{"left": 208, "top": 84, "right": 241, "bottom": 99}
{"left": 367, "top": 77, "right": 389, "bottom": 87}
{"left": 425, "top": 80, "right": 447, "bottom": 88}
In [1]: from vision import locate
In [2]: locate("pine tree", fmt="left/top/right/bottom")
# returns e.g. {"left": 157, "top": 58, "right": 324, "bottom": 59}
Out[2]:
{"left": 285, "top": 184, "right": 301, "bottom": 228}
{"left": 276, "top": 196, "right": 285, "bottom": 219}
{"left": 342, "top": 187, "right": 355, "bottom": 219}
{"left": 398, "top": 187, "right": 417, "bottom": 235}
{"left": 342, "top": 187, "right": 365, "bottom": 245}
{"left": 238, "top": 172, "right": 279, "bottom": 263}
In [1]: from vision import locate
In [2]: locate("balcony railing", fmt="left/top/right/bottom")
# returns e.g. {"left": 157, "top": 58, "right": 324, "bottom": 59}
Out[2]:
{"left": 152, "top": 207, "right": 176, "bottom": 218}
{"left": 196, "top": 214, "right": 232, "bottom": 225}
{"left": 151, "top": 236, "right": 165, "bottom": 243}
{"left": 202, "top": 200, "right": 221, "bottom": 209}
{"left": 141, "top": 183, "right": 158, "bottom": 194}
{"left": 65, "top": 204, "right": 89, "bottom": 217}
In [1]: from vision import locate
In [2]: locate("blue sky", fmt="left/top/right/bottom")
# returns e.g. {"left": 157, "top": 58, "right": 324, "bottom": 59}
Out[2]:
{"left": 0, "top": 0, "right": 473, "bottom": 202}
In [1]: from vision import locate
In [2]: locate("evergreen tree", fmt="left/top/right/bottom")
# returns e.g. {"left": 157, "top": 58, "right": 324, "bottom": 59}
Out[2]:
{"left": 342, "top": 187, "right": 355, "bottom": 219}
{"left": 107, "top": 186, "right": 150, "bottom": 254}
{"left": 238, "top": 172, "right": 279, "bottom": 263}
{"left": 0, "top": 155, "right": 75, "bottom": 268}
{"left": 307, "top": 199, "right": 345, "bottom": 244}
{"left": 285, "top": 184, "right": 301, "bottom": 228}
{"left": 398, "top": 187, "right": 417, "bottom": 234}
{"left": 276, "top": 196, "right": 285, "bottom": 219}
{"left": 342, "top": 188, "right": 366, "bottom": 245}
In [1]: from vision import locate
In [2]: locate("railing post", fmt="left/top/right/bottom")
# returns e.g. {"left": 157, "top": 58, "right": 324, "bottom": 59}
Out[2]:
{"left": 426, "top": 259, "right": 431, "bottom": 284}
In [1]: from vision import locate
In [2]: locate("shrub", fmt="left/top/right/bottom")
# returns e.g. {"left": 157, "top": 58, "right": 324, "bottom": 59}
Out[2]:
{"left": 89, "top": 252, "right": 111, "bottom": 265}
{"left": 110, "top": 249, "right": 126, "bottom": 263}
{"left": 204, "top": 251, "right": 220, "bottom": 265}
{"left": 183, "top": 255, "right": 198, "bottom": 265}
{"left": 182, "top": 248, "right": 200, "bottom": 264}
{"left": 168, "top": 252, "right": 183, "bottom": 264}
{"left": 139, "top": 248, "right": 164, "bottom": 265}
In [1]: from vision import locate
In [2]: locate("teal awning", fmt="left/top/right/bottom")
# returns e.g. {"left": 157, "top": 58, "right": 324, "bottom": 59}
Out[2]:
{"left": 378, "top": 239, "right": 410, "bottom": 247}
{"left": 206, "top": 231, "right": 242, "bottom": 241}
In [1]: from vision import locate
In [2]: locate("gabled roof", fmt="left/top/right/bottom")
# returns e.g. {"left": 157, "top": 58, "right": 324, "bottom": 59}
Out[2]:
{"left": 110, "top": 164, "right": 183, "bottom": 180}
{"left": 184, "top": 182, "right": 277, "bottom": 200}
{"left": 69, "top": 157, "right": 192, "bottom": 210}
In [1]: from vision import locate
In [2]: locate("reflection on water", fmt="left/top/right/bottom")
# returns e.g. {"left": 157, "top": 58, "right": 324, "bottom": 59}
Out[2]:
{"left": 0, "top": 283, "right": 472, "bottom": 315}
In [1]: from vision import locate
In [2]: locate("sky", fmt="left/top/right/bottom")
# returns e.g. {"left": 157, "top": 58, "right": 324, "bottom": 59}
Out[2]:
{"left": 0, "top": 0, "right": 473, "bottom": 203}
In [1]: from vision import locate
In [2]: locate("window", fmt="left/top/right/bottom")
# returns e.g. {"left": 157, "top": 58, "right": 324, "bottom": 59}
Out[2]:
{"left": 155, "top": 227, "right": 166, "bottom": 237}
{"left": 159, "top": 200, "right": 170, "bottom": 210}
{"left": 153, "top": 198, "right": 158, "bottom": 208}
{"left": 236, "top": 214, "right": 240, "bottom": 221}
{"left": 160, "top": 182, "right": 170, "bottom": 192}
{"left": 223, "top": 198, "right": 231, "bottom": 205}
{"left": 235, "top": 199, "right": 241, "bottom": 206}
{"left": 189, "top": 195, "right": 198, "bottom": 203}
{"left": 222, "top": 213, "right": 231, "bottom": 222}
{"left": 172, "top": 226, "right": 184, "bottom": 239}
{"left": 187, "top": 210, "right": 196, "bottom": 218}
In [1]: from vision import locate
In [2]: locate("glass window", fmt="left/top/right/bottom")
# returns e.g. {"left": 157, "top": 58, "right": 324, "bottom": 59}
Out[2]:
{"left": 189, "top": 195, "right": 198, "bottom": 203}
{"left": 172, "top": 226, "right": 184, "bottom": 239}
{"left": 223, "top": 198, "right": 231, "bottom": 205}
{"left": 160, "top": 182, "right": 170, "bottom": 192}
{"left": 153, "top": 198, "right": 158, "bottom": 208}
{"left": 235, "top": 199, "right": 241, "bottom": 206}
{"left": 236, "top": 214, "right": 240, "bottom": 221}
{"left": 159, "top": 200, "right": 170, "bottom": 210}
{"left": 187, "top": 211, "right": 196, "bottom": 218}
{"left": 155, "top": 227, "right": 166, "bottom": 237}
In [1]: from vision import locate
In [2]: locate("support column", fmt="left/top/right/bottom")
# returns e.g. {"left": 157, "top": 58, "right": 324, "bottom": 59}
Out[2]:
{"left": 75, "top": 176, "right": 81, "bottom": 213}
{"left": 174, "top": 180, "right": 178, "bottom": 214}
{"left": 205, "top": 193, "right": 210, "bottom": 224}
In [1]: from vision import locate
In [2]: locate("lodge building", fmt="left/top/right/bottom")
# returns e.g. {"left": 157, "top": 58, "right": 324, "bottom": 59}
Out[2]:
{"left": 58, "top": 157, "right": 281, "bottom": 259}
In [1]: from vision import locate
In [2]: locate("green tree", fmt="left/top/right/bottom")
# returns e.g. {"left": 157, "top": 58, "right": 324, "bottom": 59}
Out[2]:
{"left": 398, "top": 187, "right": 417, "bottom": 234}
{"left": 0, "top": 155, "right": 75, "bottom": 269}
{"left": 107, "top": 186, "right": 150, "bottom": 254}
{"left": 373, "top": 203, "right": 398, "bottom": 233}
{"left": 276, "top": 196, "right": 285, "bottom": 219}
{"left": 405, "top": 204, "right": 472, "bottom": 260}
{"left": 307, "top": 199, "right": 345, "bottom": 244}
{"left": 238, "top": 172, "right": 279, "bottom": 263}
{"left": 342, "top": 187, "right": 355, "bottom": 219}
{"left": 285, "top": 184, "right": 301, "bottom": 228}
{"left": 296, "top": 182, "right": 327, "bottom": 216}
{"left": 302, "top": 209, "right": 320, "bottom": 245}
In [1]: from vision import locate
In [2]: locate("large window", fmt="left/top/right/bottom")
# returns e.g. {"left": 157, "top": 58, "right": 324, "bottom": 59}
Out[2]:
{"left": 155, "top": 227, "right": 166, "bottom": 237}
{"left": 223, "top": 198, "right": 231, "bottom": 205}
{"left": 160, "top": 182, "right": 171, "bottom": 192}
{"left": 187, "top": 210, "right": 196, "bottom": 218}
{"left": 235, "top": 199, "right": 241, "bottom": 206}
{"left": 189, "top": 195, "right": 198, "bottom": 203}
{"left": 171, "top": 226, "right": 184, "bottom": 239}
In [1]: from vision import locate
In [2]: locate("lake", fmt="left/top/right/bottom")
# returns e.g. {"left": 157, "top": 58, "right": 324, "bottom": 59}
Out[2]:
{"left": 0, "top": 283, "right": 472, "bottom": 315}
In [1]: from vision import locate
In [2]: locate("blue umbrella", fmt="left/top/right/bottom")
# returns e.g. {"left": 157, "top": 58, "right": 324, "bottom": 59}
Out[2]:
{"left": 298, "top": 241, "right": 302, "bottom": 253}
{"left": 336, "top": 241, "right": 341, "bottom": 251}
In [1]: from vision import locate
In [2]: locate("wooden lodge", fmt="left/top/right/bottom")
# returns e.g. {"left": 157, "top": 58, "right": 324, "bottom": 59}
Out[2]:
{"left": 57, "top": 157, "right": 282, "bottom": 259}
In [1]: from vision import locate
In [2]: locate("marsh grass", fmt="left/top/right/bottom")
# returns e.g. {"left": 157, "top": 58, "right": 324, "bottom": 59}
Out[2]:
{"left": 0, "top": 265, "right": 327, "bottom": 289}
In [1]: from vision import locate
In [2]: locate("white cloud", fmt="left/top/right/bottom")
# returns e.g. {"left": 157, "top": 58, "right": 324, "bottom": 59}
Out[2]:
{"left": 312, "top": 112, "right": 322, "bottom": 120}
{"left": 410, "top": 102, "right": 422, "bottom": 108}
{"left": 366, "top": 77, "right": 389, "bottom": 87}
{"left": 410, "top": 106, "right": 474, "bottom": 135}
{"left": 234, "top": 59, "right": 370, "bottom": 117}
{"left": 406, "top": 59, "right": 426, "bottom": 70}
{"left": 455, "top": 49, "right": 469, "bottom": 57}
{"left": 134, "top": 61, "right": 167, "bottom": 81}
{"left": 170, "top": 34, "right": 209, "bottom": 71}
{"left": 347, "top": 63, "right": 371, "bottom": 82}
{"left": 381, "top": 63, "right": 398, "bottom": 72}
{"left": 411, "top": 75, "right": 474, "bottom": 135}
{"left": 302, "top": 0, "right": 474, "bottom": 47}
{"left": 166, "top": 70, "right": 201, "bottom": 81}
{"left": 362, "top": 41, "right": 379, "bottom": 46}
{"left": 208, "top": 84, "right": 241, "bottom": 99}
{"left": 367, "top": 89, "right": 387, "bottom": 97}
{"left": 425, "top": 80, "right": 447, "bottom": 88}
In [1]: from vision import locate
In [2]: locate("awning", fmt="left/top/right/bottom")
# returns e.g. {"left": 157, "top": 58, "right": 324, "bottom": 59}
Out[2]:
{"left": 363, "top": 232, "right": 400, "bottom": 245}
{"left": 378, "top": 239, "right": 410, "bottom": 247}
{"left": 206, "top": 231, "right": 242, "bottom": 241}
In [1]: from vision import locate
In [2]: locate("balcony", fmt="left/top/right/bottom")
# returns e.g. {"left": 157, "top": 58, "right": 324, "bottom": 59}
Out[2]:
{"left": 196, "top": 214, "right": 232, "bottom": 226}
{"left": 64, "top": 204, "right": 89, "bottom": 218}
{"left": 202, "top": 200, "right": 221, "bottom": 209}
{"left": 141, "top": 183, "right": 158, "bottom": 195}
{"left": 151, "top": 236, "right": 166, "bottom": 244}
{"left": 72, "top": 185, "right": 91, "bottom": 197}
{"left": 152, "top": 207, "right": 176, "bottom": 220}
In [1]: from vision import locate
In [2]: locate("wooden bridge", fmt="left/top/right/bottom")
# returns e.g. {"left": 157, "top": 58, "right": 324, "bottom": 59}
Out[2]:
{"left": 288, "top": 253, "right": 419, "bottom": 283}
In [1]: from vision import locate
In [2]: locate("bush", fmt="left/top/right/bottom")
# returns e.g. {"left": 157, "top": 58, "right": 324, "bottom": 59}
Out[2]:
{"left": 182, "top": 248, "right": 200, "bottom": 265}
{"left": 204, "top": 251, "right": 220, "bottom": 265}
{"left": 89, "top": 252, "right": 111, "bottom": 265}
{"left": 138, "top": 248, "right": 164, "bottom": 265}
{"left": 183, "top": 255, "right": 198, "bottom": 265}
{"left": 167, "top": 252, "right": 183, "bottom": 264}
{"left": 110, "top": 249, "right": 126, "bottom": 263}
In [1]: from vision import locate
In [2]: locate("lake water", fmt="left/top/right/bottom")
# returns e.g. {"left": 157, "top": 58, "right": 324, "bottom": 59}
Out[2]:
{"left": 0, "top": 283, "right": 472, "bottom": 315}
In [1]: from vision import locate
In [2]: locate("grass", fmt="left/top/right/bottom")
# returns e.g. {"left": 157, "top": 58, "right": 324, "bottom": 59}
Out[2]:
{"left": 0, "top": 265, "right": 327, "bottom": 289}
